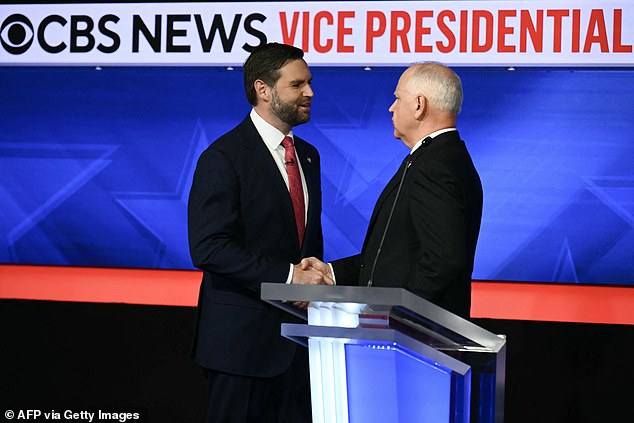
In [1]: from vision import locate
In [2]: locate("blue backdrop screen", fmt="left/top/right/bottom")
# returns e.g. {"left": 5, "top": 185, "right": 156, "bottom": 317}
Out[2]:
{"left": 1, "top": 66, "right": 632, "bottom": 285}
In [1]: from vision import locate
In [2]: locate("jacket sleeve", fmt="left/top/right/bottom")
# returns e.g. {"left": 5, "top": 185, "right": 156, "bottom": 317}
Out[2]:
{"left": 405, "top": 160, "right": 468, "bottom": 300}
{"left": 187, "top": 146, "right": 289, "bottom": 291}
{"left": 331, "top": 254, "right": 363, "bottom": 286}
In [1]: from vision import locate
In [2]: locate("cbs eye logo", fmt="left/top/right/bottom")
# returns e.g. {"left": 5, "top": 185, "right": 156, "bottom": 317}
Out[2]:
{"left": 1, "top": 14, "right": 34, "bottom": 54}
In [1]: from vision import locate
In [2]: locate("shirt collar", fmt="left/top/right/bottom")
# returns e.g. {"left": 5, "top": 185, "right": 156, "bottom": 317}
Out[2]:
{"left": 250, "top": 108, "right": 293, "bottom": 150}
{"left": 410, "top": 128, "right": 457, "bottom": 154}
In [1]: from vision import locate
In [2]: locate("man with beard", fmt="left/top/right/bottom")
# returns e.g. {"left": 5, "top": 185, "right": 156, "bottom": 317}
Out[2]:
{"left": 188, "top": 43, "right": 332, "bottom": 423}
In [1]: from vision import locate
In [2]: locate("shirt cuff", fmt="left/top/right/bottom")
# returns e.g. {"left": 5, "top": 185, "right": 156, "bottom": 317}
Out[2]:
{"left": 286, "top": 263, "right": 294, "bottom": 284}
{"left": 328, "top": 263, "right": 337, "bottom": 285}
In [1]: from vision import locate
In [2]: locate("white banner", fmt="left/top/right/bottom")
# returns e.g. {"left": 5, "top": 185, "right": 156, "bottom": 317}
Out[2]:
{"left": 1, "top": 1, "right": 632, "bottom": 66}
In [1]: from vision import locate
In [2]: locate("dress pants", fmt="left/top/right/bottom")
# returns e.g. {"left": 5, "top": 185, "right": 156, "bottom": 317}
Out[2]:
{"left": 204, "top": 349, "right": 311, "bottom": 423}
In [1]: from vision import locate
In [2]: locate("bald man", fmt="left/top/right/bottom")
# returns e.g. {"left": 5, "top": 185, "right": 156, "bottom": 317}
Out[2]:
{"left": 303, "top": 63, "right": 482, "bottom": 319}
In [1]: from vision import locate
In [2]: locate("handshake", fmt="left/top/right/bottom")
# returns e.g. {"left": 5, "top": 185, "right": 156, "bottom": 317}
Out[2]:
{"left": 290, "top": 257, "right": 335, "bottom": 309}
{"left": 292, "top": 257, "right": 335, "bottom": 286}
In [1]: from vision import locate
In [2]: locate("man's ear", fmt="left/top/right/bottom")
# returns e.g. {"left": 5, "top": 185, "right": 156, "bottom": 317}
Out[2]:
{"left": 415, "top": 95, "right": 427, "bottom": 119}
{"left": 254, "top": 79, "right": 270, "bottom": 103}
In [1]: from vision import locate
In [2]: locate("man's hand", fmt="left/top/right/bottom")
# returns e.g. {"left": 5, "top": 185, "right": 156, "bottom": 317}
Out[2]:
{"left": 290, "top": 262, "right": 334, "bottom": 310}
{"left": 291, "top": 264, "right": 334, "bottom": 286}
{"left": 299, "top": 257, "right": 333, "bottom": 281}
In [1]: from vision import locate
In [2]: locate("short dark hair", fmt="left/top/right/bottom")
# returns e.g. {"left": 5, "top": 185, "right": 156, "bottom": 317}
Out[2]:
{"left": 243, "top": 42, "right": 305, "bottom": 106}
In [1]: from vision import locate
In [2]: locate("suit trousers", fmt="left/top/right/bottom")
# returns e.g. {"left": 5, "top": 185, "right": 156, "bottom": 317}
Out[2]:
{"left": 204, "top": 348, "right": 311, "bottom": 423}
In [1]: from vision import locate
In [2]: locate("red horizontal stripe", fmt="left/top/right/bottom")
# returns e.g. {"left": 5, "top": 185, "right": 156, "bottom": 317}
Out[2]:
{"left": 470, "top": 280, "right": 634, "bottom": 325}
{"left": 1, "top": 265, "right": 633, "bottom": 325}
{"left": 0, "top": 264, "right": 200, "bottom": 307}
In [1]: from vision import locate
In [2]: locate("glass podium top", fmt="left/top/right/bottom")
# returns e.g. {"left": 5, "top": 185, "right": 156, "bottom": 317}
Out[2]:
{"left": 261, "top": 283, "right": 505, "bottom": 353}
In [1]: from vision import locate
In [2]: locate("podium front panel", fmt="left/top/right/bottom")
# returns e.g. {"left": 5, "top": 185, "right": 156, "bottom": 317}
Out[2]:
{"left": 283, "top": 324, "right": 471, "bottom": 423}
{"left": 345, "top": 342, "right": 461, "bottom": 423}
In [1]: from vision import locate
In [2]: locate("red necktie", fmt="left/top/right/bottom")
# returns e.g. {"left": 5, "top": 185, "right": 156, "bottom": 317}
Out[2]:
{"left": 281, "top": 136, "right": 305, "bottom": 247}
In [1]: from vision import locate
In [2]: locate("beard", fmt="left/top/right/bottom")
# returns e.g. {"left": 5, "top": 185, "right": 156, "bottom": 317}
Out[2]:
{"left": 271, "top": 89, "right": 311, "bottom": 127}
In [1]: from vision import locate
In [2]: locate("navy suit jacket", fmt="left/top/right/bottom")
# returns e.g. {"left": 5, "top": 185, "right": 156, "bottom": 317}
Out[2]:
{"left": 332, "top": 130, "right": 482, "bottom": 319}
{"left": 188, "top": 115, "right": 323, "bottom": 377}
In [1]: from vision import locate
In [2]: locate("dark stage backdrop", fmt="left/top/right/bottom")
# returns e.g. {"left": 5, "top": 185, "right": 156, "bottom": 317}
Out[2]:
{"left": 2, "top": 299, "right": 633, "bottom": 423}
{"left": 1, "top": 66, "right": 633, "bottom": 285}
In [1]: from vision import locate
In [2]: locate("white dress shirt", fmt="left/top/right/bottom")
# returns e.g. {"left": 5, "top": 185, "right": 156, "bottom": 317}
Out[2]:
{"left": 250, "top": 109, "right": 309, "bottom": 283}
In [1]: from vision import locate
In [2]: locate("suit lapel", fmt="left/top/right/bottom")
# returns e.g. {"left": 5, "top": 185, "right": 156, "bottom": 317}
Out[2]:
{"left": 239, "top": 118, "right": 300, "bottom": 250}
{"left": 361, "top": 130, "right": 460, "bottom": 251}
{"left": 364, "top": 155, "right": 409, "bottom": 243}
{"left": 295, "top": 139, "right": 318, "bottom": 251}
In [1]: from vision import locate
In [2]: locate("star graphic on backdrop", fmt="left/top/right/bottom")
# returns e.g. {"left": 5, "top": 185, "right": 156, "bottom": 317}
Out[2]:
{"left": 584, "top": 176, "right": 634, "bottom": 229}
{"left": 113, "top": 121, "right": 209, "bottom": 269}
{"left": 493, "top": 175, "right": 634, "bottom": 283}
{"left": 0, "top": 142, "right": 117, "bottom": 262}
{"left": 552, "top": 238, "right": 580, "bottom": 282}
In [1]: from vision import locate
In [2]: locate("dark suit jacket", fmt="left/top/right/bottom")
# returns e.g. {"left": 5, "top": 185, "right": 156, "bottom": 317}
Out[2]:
{"left": 331, "top": 130, "right": 482, "bottom": 319}
{"left": 187, "top": 115, "right": 323, "bottom": 377}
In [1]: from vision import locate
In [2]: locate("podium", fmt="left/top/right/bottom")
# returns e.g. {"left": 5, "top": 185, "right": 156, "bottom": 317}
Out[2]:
{"left": 261, "top": 283, "right": 505, "bottom": 423}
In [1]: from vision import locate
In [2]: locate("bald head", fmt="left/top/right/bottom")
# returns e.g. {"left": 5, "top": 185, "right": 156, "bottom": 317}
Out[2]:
{"left": 389, "top": 62, "right": 462, "bottom": 148}
{"left": 404, "top": 62, "right": 463, "bottom": 115}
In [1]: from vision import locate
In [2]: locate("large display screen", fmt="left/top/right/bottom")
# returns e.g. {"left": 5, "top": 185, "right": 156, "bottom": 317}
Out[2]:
{"left": 1, "top": 65, "right": 632, "bottom": 286}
